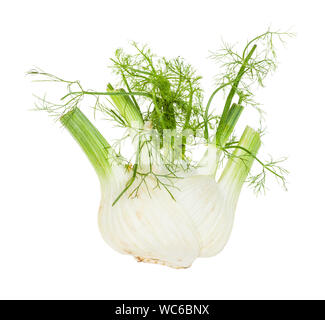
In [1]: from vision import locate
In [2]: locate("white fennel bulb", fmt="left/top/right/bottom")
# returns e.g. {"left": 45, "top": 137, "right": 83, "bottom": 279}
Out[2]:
{"left": 98, "top": 168, "right": 200, "bottom": 268}
{"left": 62, "top": 109, "right": 261, "bottom": 268}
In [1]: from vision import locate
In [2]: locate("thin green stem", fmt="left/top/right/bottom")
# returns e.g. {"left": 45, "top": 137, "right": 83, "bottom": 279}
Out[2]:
{"left": 112, "top": 139, "right": 141, "bottom": 206}
{"left": 203, "top": 82, "right": 232, "bottom": 140}
{"left": 61, "top": 90, "right": 152, "bottom": 101}
{"left": 223, "top": 145, "right": 284, "bottom": 180}
{"left": 121, "top": 73, "right": 142, "bottom": 114}
{"left": 216, "top": 45, "right": 257, "bottom": 146}
{"left": 218, "top": 103, "right": 243, "bottom": 146}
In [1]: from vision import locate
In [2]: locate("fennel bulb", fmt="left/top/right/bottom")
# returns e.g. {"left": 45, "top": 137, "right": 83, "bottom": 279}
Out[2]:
{"left": 30, "top": 31, "right": 290, "bottom": 268}
{"left": 62, "top": 109, "right": 261, "bottom": 268}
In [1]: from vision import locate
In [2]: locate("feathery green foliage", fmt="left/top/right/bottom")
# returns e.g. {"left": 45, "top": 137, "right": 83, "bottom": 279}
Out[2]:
{"left": 29, "top": 30, "right": 293, "bottom": 202}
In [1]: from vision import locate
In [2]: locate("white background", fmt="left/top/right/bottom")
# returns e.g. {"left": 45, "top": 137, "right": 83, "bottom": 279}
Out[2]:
{"left": 0, "top": 0, "right": 324, "bottom": 300}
